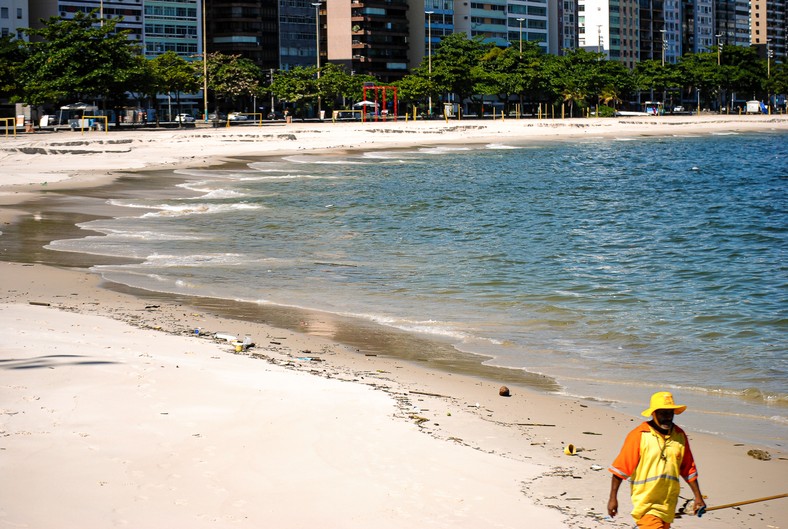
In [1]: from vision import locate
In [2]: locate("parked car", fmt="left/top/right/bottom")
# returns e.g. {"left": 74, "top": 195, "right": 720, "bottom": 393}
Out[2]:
{"left": 267, "top": 111, "right": 284, "bottom": 120}
{"left": 228, "top": 112, "right": 249, "bottom": 121}
{"left": 208, "top": 112, "right": 226, "bottom": 121}
{"left": 175, "top": 114, "right": 195, "bottom": 122}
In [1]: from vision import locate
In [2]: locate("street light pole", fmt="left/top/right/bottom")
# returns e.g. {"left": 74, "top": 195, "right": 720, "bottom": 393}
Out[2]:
{"left": 312, "top": 2, "right": 322, "bottom": 119}
{"left": 426, "top": 11, "right": 433, "bottom": 117}
{"left": 597, "top": 25, "right": 603, "bottom": 58}
{"left": 660, "top": 29, "right": 667, "bottom": 106}
{"left": 767, "top": 38, "right": 772, "bottom": 113}
{"left": 716, "top": 33, "right": 722, "bottom": 65}
{"left": 202, "top": 0, "right": 208, "bottom": 122}
{"left": 517, "top": 18, "right": 524, "bottom": 56}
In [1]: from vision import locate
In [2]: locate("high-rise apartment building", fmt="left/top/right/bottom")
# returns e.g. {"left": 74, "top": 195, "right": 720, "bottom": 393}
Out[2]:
{"left": 143, "top": 0, "right": 200, "bottom": 58}
{"left": 28, "top": 0, "right": 202, "bottom": 60}
{"left": 578, "top": 0, "right": 640, "bottom": 67}
{"left": 456, "top": 0, "right": 508, "bottom": 44}
{"left": 751, "top": 0, "right": 786, "bottom": 61}
{"left": 559, "top": 0, "right": 578, "bottom": 51}
{"left": 506, "top": 0, "right": 555, "bottom": 53}
{"left": 206, "top": 0, "right": 278, "bottom": 70}
{"left": 279, "top": 0, "right": 317, "bottom": 70}
{"left": 637, "top": 0, "right": 678, "bottom": 64}
{"left": 324, "top": 0, "right": 413, "bottom": 82}
{"left": 30, "top": 0, "right": 144, "bottom": 41}
{"left": 424, "top": 0, "right": 453, "bottom": 52}
{"left": 0, "top": 0, "right": 29, "bottom": 38}
{"left": 715, "top": 0, "right": 750, "bottom": 47}
{"left": 662, "top": 0, "right": 680, "bottom": 61}
{"left": 682, "top": 0, "right": 714, "bottom": 53}
{"left": 639, "top": 0, "right": 664, "bottom": 63}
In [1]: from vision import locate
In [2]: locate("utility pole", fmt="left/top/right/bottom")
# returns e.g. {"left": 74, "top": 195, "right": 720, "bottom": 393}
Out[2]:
{"left": 202, "top": 0, "right": 208, "bottom": 121}
{"left": 312, "top": 2, "right": 322, "bottom": 119}
{"left": 517, "top": 18, "right": 524, "bottom": 56}
{"left": 426, "top": 10, "right": 433, "bottom": 117}
{"left": 716, "top": 34, "right": 722, "bottom": 66}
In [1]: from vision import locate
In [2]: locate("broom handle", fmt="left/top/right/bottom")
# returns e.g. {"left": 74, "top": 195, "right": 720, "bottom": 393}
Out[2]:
{"left": 705, "top": 493, "right": 787, "bottom": 512}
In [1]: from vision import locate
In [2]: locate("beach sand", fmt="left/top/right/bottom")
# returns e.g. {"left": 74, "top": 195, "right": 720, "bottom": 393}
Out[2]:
{"left": 1, "top": 116, "right": 786, "bottom": 528}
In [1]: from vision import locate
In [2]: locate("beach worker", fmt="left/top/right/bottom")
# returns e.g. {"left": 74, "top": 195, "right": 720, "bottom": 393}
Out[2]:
{"left": 607, "top": 391, "right": 705, "bottom": 528}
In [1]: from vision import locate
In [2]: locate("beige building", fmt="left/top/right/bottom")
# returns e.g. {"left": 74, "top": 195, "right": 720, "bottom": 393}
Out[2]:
{"left": 324, "top": 0, "right": 424, "bottom": 83}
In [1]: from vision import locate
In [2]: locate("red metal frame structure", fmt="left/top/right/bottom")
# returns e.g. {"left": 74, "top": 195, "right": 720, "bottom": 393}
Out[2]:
{"left": 361, "top": 85, "right": 398, "bottom": 122}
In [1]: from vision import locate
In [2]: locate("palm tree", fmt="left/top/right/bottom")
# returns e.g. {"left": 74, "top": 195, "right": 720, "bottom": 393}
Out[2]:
{"left": 600, "top": 86, "right": 622, "bottom": 110}
{"left": 562, "top": 86, "right": 586, "bottom": 117}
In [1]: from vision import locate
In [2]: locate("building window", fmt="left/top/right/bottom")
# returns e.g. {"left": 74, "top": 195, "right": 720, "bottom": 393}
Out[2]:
{"left": 0, "top": 8, "right": 8, "bottom": 19}
{"left": 17, "top": 8, "right": 22, "bottom": 19}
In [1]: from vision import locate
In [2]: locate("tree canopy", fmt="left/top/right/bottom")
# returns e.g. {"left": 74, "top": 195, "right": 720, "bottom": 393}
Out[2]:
{"left": 16, "top": 11, "right": 142, "bottom": 106}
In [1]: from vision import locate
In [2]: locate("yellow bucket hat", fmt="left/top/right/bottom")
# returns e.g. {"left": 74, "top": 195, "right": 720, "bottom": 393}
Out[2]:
{"left": 641, "top": 391, "right": 687, "bottom": 417}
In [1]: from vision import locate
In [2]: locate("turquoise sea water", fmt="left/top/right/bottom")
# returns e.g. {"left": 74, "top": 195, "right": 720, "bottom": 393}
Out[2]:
{"left": 49, "top": 131, "right": 787, "bottom": 446}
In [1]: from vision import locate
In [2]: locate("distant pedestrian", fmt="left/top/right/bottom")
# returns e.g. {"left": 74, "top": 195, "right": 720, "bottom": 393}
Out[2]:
{"left": 607, "top": 392, "right": 706, "bottom": 528}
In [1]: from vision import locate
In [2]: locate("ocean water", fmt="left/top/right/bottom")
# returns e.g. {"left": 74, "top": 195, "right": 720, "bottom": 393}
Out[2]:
{"left": 48, "top": 131, "right": 787, "bottom": 446}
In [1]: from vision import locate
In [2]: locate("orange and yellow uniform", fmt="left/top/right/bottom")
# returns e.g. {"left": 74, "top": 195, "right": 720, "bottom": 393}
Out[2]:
{"left": 609, "top": 422, "right": 698, "bottom": 525}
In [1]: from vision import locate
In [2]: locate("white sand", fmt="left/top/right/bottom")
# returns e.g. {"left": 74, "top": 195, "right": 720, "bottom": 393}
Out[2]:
{"left": 1, "top": 117, "right": 786, "bottom": 528}
{"left": 0, "top": 302, "right": 565, "bottom": 528}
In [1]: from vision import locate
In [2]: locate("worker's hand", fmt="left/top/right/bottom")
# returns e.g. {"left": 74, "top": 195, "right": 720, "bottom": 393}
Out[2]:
{"left": 607, "top": 497, "right": 618, "bottom": 517}
{"left": 694, "top": 497, "right": 707, "bottom": 517}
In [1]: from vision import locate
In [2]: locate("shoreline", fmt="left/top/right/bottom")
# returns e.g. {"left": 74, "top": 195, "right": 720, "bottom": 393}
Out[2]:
{"left": 2, "top": 115, "right": 786, "bottom": 197}
{"left": 1, "top": 117, "right": 787, "bottom": 527}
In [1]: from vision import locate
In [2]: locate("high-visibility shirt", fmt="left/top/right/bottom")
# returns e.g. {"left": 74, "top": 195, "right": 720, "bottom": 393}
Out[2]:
{"left": 609, "top": 422, "right": 698, "bottom": 523}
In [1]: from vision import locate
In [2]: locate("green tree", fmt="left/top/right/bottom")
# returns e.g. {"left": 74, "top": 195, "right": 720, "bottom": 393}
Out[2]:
{"left": 346, "top": 73, "right": 379, "bottom": 103}
{"left": 202, "top": 52, "right": 263, "bottom": 113}
{"left": 633, "top": 59, "right": 681, "bottom": 107}
{"left": 474, "top": 46, "right": 524, "bottom": 112}
{"left": 0, "top": 35, "right": 25, "bottom": 101}
{"left": 17, "top": 11, "right": 142, "bottom": 107}
{"left": 126, "top": 55, "right": 160, "bottom": 119}
{"left": 593, "top": 59, "right": 633, "bottom": 111}
{"left": 430, "top": 33, "right": 491, "bottom": 112}
{"left": 720, "top": 45, "right": 767, "bottom": 102}
{"left": 515, "top": 41, "right": 547, "bottom": 110}
{"left": 542, "top": 49, "right": 602, "bottom": 116}
{"left": 767, "top": 62, "right": 788, "bottom": 102}
{"left": 270, "top": 66, "right": 318, "bottom": 118}
{"left": 677, "top": 52, "right": 724, "bottom": 110}
{"left": 394, "top": 68, "right": 433, "bottom": 114}
{"left": 151, "top": 51, "right": 199, "bottom": 124}
{"left": 317, "top": 63, "right": 376, "bottom": 110}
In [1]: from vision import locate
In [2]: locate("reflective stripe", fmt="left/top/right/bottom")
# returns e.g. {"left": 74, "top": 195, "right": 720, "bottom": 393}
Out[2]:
{"left": 632, "top": 473, "right": 680, "bottom": 486}
{"left": 610, "top": 466, "right": 630, "bottom": 479}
